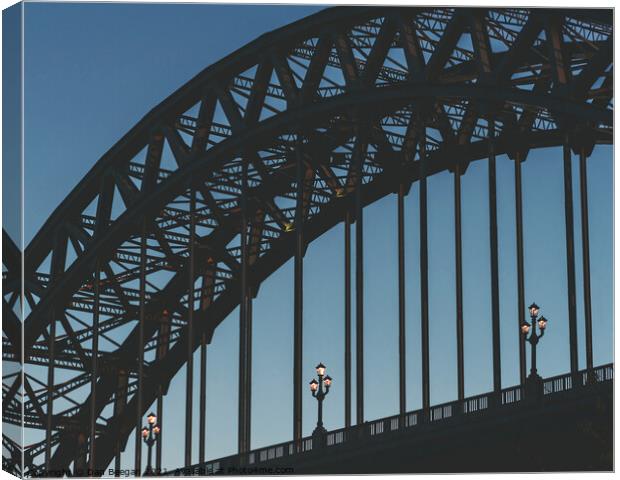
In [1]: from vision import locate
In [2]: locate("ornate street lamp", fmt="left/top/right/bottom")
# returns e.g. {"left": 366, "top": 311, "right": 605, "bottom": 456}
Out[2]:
{"left": 521, "top": 302, "right": 549, "bottom": 397}
{"left": 142, "top": 412, "right": 161, "bottom": 475}
{"left": 309, "top": 363, "right": 333, "bottom": 440}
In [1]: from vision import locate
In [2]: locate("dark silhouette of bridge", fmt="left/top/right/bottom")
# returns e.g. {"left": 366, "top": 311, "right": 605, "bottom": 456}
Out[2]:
{"left": 170, "top": 364, "right": 612, "bottom": 475}
{"left": 2, "top": 5, "right": 613, "bottom": 477}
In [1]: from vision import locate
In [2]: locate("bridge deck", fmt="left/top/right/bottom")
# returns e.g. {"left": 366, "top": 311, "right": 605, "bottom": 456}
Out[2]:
{"left": 168, "top": 363, "right": 613, "bottom": 475}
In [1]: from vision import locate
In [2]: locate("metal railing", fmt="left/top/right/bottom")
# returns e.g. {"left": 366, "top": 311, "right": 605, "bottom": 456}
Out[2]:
{"left": 180, "top": 363, "right": 612, "bottom": 475}
{"left": 543, "top": 363, "right": 614, "bottom": 395}
{"left": 501, "top": 385, "right": 522, "bottom": 405}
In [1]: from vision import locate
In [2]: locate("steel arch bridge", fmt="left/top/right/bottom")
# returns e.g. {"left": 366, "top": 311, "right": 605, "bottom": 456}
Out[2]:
{"left": 2, "top": 5, "right": 613, "bottom": 476}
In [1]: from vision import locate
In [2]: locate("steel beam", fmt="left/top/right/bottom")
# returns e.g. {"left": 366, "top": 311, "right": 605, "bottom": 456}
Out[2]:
{"left": 246, "top": 294, "right": 253, "bottom": 442}
{"left": 344, "top": 209, "right": 352, "bottom": 428}
{"left": 563, "top": 138, "right": 579, "bottom": 377}
{"left": 185, "top": 188, "right": 196, "bottom": 467}
{"left": 419, "top": 127, "right": 430, "bottom": 415}
{"left": 514, "top": 152, "right": 527, "bottom": 385}
{"left": 156, "top": 387, "right": 163, "bottom": 473}
{"left": 46, "top": 230, "right": 67, "bottom": 472}
{"left": 579, "top": 147, "right": 593, "bottom": 375}
{"left": 238, "top": 159, "right": 251, "bottom": 455}
{"left": 44, "top": 311, "right": 56, "bottom": 472}
{"left": 355, "top": 130, "right": 365, "bottom": 425}
{"left": 300, "top": 35, "right": 332, "bottom": 104}
{"left": 113, "top": 370, "right": 127, "bottom": 477}
{"left": 114, "top": 449, "right": 121, "bottom": 477}
{"left": 488, "top": 119, "right": 502, "bottom": 395}
{"left": 198, "top": 333, "right": 208, "bottom": 463}
{"left": 135, "top": 220, "right": 147, "bottom": 476}
{"left": 454, "top": 163, "right": 464, "bottom": 401}
{"left": 398, "top": 183, "right": 406, "bottom": 415}
{"left": 89, "top": 261, "right": 101, "bottom": 470}
{"left": 293, "top": 138, "right": 304, "bottom": 445}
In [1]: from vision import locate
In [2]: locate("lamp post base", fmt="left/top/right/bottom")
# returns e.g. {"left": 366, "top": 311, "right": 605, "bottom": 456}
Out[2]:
{"left": 525, "top": 373, "right": 544, "bottom": 401}
{"left": 584, "top": 368, "right": 598, "bottom": 385}
{"left": 312, "top": 426, "right": 328, "bottom": 448}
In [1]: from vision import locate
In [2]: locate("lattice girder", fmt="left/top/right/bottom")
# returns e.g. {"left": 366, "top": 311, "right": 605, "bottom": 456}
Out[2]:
{"left": 4, "top": 6, "right": 611, "bottom": 475}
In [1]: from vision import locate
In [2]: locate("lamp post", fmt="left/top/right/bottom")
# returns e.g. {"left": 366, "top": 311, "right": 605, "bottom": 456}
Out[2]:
{"left": 141, "top": 412, "right": 161, "bottom": 475}
{"left": 309, "top": 363, "right": 333, "bottom": 444}
{"left": 521, "top": 302, "right": 549, "bottom": 398}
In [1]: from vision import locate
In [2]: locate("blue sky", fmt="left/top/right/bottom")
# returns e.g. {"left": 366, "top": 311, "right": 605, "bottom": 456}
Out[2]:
{"left": 14, "top": 2, "right": 614, "bottom": 473}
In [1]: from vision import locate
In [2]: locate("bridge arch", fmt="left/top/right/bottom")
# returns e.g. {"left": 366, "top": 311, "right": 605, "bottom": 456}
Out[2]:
{"left": 3, "top": 6, "right": 612, "bottom": 476}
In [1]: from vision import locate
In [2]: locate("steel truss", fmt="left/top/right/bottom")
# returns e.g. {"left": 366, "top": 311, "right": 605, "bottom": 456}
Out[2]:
{"left": 2, "top": 6, "right": 612, "bottom": 477}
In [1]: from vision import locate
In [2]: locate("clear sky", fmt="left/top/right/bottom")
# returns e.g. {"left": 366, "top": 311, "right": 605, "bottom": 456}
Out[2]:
{"left": 18, "top": 2, "right": 613, "bottom": 474}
